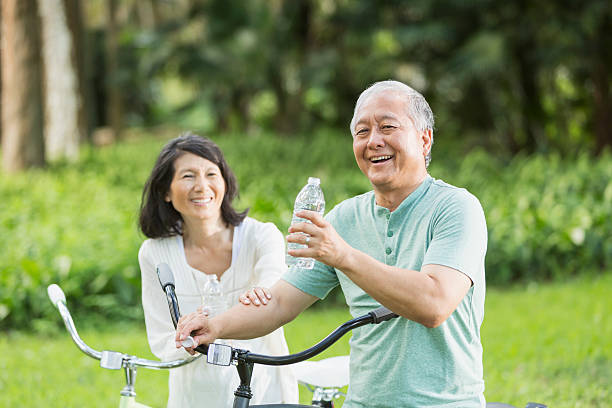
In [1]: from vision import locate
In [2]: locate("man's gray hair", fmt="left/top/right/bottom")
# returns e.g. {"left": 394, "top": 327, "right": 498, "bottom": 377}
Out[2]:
{"left": 350, "top": 80, "right": 435, "bottom": 168}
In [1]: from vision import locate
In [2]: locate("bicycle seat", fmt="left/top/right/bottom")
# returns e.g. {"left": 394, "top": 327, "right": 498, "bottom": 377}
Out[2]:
{"left": 292, "top": 355, "right": 350, "bottom": 389}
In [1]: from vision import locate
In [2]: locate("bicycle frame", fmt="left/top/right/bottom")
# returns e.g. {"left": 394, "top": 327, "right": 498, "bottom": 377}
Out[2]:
{"left": 47, "top": 284, "right": 200, "bottom": 408}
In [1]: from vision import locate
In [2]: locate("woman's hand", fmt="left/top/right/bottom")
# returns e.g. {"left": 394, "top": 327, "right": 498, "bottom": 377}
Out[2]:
{"left": 239, "top": 287, "right": 272, "bottom": 306}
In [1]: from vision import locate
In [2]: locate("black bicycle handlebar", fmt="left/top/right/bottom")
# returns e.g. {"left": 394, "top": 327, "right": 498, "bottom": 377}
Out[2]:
{"left": 155, "top": 263, "right": 399, "bottom": 367}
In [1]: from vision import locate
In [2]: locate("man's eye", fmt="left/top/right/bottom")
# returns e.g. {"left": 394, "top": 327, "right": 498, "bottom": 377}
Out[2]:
{"left": 183, "top": 174, "right": 194, "bottom": 179}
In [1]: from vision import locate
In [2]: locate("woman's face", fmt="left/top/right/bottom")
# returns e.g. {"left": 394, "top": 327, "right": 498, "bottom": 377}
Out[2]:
{"left": 165, "top": 152, "right": 226, "bottom": 224}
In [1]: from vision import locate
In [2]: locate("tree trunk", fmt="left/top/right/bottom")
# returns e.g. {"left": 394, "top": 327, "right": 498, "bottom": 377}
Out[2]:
{"left": 0, "top": 0, "right": 3, "bottom": 146}
{"left": 64, "top": 0, "right": 89, "bottom": 142}
{"left": 591, "top": 12, "right": 612, "bottom": 154}
{"left": 105, "top": 0, "right": 122, "bottom": 140}
{"left": 38, "top": 0, "right": 86, "bottom": 162}
{"left": 136, "top": 0, "right": 159, "bottom": 29}
{"left": 0, "top": 1, "right": 3, "bottom": 146}
{"left": 273, "top": 0, "right": 313, "bottom": 135}
{"left": 512, "top": 40, "right": 547, "bottom": 153}
{"left": 1, "top": 0, "right": 45, "bottom": 172}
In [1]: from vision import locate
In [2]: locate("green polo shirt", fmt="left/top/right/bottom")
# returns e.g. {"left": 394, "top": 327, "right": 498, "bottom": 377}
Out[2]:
{"left": 283, "top": 175, "right": 487, "bottom": 407}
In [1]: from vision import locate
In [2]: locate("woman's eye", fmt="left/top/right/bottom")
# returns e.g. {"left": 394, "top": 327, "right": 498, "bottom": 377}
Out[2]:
{"left": 355, "top": 128, "right": 368, "bottom": 136}
{"left": 182, "top": 174, "right": 194, "bottom": 179}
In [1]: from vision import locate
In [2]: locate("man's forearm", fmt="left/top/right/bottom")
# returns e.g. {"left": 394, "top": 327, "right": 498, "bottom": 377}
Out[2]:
{"left": 214, "top": 297, "right": 290, "bottom": 340}
{"left": 340, "top": 248, "right": 471, "bottom": 328}
{"left": 214, "top": 279, "right": 316, "bottom": 340}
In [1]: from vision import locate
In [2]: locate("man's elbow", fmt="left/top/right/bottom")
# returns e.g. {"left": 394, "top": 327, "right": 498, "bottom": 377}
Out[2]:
{"left": 417, "top": 306, "right": 450, "bottom": 328}
{"left": 422, "top": 315, "right": 446, "bottom": 328}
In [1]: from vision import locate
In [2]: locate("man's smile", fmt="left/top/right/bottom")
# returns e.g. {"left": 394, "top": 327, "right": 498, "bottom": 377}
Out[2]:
{"left": 369, "top": 154, "right": 394, "bottom": 164}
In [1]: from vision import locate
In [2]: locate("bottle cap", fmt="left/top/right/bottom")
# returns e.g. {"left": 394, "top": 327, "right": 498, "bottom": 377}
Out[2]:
{"left": 308, "top": 177, "right": 320, "bottom": 185}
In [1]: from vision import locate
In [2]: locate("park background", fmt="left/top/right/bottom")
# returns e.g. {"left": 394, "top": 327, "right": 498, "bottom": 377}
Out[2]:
{"left": 0, "top": 0, "right": 611, "bottom": 407}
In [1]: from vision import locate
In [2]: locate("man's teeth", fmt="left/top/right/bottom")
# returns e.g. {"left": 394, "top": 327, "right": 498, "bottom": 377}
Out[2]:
{"left": 371, "top": 155, "right": 392, "bottom": 162}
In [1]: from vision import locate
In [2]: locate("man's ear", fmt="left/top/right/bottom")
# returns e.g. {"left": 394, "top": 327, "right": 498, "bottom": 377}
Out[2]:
{"left": 421, "top": 129, "right": 433, "bottom": 156}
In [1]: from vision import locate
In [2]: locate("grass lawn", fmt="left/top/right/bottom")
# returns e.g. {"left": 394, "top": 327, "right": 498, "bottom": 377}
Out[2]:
{"left": 1, "top": 274, "right": 610, "bottom": 407}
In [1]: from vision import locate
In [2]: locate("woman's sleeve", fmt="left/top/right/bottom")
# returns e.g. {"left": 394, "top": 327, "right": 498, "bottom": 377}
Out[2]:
{"left": 251, "top": 222, "right": 288, "bottom": 288}
{"left": 139, "top": 241, "right": 191, "bottom": 361}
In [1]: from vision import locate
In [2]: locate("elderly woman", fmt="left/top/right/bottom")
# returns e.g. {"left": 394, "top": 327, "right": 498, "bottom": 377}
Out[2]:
{"left": 138, "top": 132, "right": 297, "bottom": 407}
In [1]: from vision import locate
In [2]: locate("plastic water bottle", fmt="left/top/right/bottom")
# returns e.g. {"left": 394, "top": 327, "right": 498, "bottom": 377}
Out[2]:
{"left": 202, "top": 275, "right": 227, "bottom": 317}
{"left": 286, "top": 177, "right": 325, "bottom": 270}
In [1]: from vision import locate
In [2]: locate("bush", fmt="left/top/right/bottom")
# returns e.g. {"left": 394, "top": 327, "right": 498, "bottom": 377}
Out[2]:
{"left": 433, "top": 149, "right": 612, "bottom": 283}
{"left": 1, "top": 131, "right": 610, "bottom": 330}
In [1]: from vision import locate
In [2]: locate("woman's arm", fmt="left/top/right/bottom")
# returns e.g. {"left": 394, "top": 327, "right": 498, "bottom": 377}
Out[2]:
{"left": 238, "top": 221, "right": 288, "bottom": 307}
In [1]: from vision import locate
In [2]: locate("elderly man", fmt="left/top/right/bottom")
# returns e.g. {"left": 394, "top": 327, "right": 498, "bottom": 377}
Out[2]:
{"left": 177, "top": 80, "right": 488, "bottom": 407}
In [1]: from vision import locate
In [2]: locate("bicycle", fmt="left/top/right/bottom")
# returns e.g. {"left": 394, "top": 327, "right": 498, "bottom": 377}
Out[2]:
{"left": 47, "top": 284, "right": 201, "bottom": 408}
{"left": 48, "top": 263, "right": 548, "bottom": 408}
{"left": 292, "top": 355, "right": 349, "bottom": 407}
{"left": 292, "top": 355, "right": 548, "bottom": 408}
{"left": 157, "top": 263, "right": 548, "bottom": 408}
{"left": 47, "top": 282, "right": 345, "bottom": 407}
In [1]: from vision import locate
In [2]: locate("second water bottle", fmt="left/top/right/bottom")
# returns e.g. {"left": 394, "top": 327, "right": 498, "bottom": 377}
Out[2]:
{"left": 202, "top": 275, "right": 227, "bottom": 317}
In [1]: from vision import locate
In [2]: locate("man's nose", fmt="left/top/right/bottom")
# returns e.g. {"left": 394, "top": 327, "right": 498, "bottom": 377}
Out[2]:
{"left": 367, "top": 129, "right": 385, "bottom": 149}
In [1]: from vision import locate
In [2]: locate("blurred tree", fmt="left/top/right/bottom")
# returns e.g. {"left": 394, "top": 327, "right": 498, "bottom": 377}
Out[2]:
{"left": 0, "top": 0, "right": 2, "bottom": 146}
{"left": 105, "top": 0, "right": 123, "bottom": 139}
{"left": 39, "top": 0, "right": 88, "bottom": 162}
{"left": 561, "top": 0, "right": 612, "bottom": 154}
{"left": 1, "top": 0, "right": 45, "bottom": 172}
{"left": 389, "top": 0, "right": 611, "bottom": 155}
{"left": 71, "top": 0, "right": 611, "bottom": 154}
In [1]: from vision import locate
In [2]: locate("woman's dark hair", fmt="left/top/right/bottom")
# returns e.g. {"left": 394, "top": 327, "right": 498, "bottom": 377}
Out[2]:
{"left": 139, "top": 132, "right": 248, "bottom": 238}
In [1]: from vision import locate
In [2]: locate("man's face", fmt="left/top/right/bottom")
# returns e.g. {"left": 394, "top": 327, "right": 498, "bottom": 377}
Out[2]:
{"left": 352, "top": 91, "right": 431, "bottom": 193}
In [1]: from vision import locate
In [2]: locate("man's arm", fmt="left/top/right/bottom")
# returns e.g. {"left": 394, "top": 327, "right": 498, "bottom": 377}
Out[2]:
{"left": 333, "top": 254, "right": 470, "bottom": 328}
{"left": 176, "top": 280, "right": 317, "bottom": 352}
{"left": 287, "top": 211, "right": 471, "bottom": 328}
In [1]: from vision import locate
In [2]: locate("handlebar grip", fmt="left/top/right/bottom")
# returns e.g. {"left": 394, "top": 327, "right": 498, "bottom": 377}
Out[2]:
{"left": 195, "top": 344, "right": 209, "bottom": 355}
{"left": 369, "top": 306, "right": 398, "bottom": 324}
{"left": 47, "top": 284, "right": 66, "bottom": 307}
{"left": 156, "top": 263, "right": 175, "bottom": 288}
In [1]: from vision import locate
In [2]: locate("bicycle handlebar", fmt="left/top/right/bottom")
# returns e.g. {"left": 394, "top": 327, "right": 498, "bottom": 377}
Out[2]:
{"left": 156, "top": 262, "right": 399, "bottom": 367}
{"left": 47, "top": 284, "right": 199, "bottom": 370}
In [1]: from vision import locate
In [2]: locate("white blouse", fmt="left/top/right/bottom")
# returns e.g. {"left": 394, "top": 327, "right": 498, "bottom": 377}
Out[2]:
{"left": 139, "top": 217, "right": 298, "bottom": 408}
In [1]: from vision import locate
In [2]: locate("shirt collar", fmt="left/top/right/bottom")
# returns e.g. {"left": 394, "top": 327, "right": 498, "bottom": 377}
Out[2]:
{"left": 373, "top": 175, "right": 433, "bottom": 218}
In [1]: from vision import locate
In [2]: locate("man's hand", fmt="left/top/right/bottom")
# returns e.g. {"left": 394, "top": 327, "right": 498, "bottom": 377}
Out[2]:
{"left": 287, "top": 210, "right": 353, "bottom": 270}
{"left": 175, "top": 309, "right": 219, "bottom": 355}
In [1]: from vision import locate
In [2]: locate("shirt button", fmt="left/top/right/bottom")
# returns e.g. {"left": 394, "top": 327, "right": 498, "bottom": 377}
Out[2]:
{"left": 385, "top": 213, "right": 390, "bottom": 220}
{"left": 385, "top": 247, "right": 392, "bottom": 255}
{"left": 387, "top": 230, "right": 393, "bottom": 237}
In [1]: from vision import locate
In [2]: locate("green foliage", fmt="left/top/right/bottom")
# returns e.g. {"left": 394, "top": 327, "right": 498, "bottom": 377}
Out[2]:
{"left": 432, "top": 149, "right": 612, "bottom": 283}
{"left": 1, "top": 132, "right": 611, "bottom": 330}
{"left": 1, "top": 276, "right": 610, "bottom": 407}
{"left": 97, "top": 0, "right": 612, "bottom": 153}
